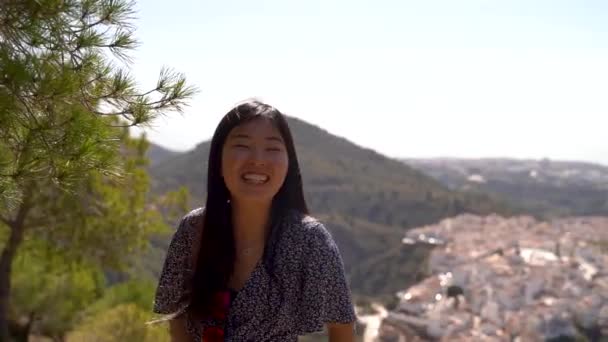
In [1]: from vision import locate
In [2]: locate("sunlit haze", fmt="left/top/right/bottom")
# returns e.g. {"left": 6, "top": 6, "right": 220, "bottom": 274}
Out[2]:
{"left": 130, "top": 0, "right": 608, "bottom": 164}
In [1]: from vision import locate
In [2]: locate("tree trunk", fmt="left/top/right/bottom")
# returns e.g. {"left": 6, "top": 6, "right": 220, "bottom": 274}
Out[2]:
{"left": 0, "top": 201, "right": 30, "bottom": 342}
{"left": 7, "top": 311, "right": 34, "bottom": 342}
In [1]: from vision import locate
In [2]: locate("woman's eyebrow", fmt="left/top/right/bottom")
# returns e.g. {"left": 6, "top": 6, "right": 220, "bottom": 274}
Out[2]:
{"left": 230, "top": 133, "right": 251, "bottom": 139}
{"left": 229, "top": 133, "right": 283, "bottom": 142}
{"left": 266, "top": 136, "right": 284, "bottom": 143}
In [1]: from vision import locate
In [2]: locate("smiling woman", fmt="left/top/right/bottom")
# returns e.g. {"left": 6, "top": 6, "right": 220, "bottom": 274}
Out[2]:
{"left": 152, "top": 100, "right": 357, "bottom": 341}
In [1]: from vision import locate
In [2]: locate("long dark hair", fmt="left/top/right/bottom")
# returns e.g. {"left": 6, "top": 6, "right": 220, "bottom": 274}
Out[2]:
{"left": 189, "top": 100, "right": 308, "bottom": 317}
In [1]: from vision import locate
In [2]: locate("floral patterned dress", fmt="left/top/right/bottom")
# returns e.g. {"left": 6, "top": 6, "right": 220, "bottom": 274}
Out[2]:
{"left": 153, "top": 208, "right": 356, "bottom": 341}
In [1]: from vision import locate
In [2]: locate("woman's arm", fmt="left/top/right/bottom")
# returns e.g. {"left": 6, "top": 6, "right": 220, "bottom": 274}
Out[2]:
{"left": 169, "top": 316, "right": 193, "bottom": 342}
{"left": 152, "top": 209, "right": 205, "bottom": 342}
{"left": 327, "top": 322, "right": 355, "bottom": 342}
{"left": 300, "top": 221, "right": 357, "bottom": 341}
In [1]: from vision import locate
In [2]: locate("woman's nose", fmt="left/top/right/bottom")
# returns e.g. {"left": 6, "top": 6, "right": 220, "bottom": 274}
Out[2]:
{"left": 249, "top": 147, "right": 267, "bottom": 165}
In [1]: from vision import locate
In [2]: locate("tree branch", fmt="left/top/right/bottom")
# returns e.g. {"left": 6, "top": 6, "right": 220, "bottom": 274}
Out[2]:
{"left": 11, "top": 93, "right": 60, "bottom": 177}
{"left": 71, "top": 16, "right": 108, "bottom": 34}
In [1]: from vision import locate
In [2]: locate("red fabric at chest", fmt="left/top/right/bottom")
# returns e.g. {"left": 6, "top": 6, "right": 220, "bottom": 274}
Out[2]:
{"left": 202, "top": 291, "right": 231, "bottom": 342}
{"left": 202, "top": 326, "right": 224, "bottom": 342}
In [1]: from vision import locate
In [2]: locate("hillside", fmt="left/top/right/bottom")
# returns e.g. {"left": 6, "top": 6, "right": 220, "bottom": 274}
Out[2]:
{"left": 150, "top": 118, "right": 516, "bottom": 229}
{"left": 146, "top": 143, "right": 181, "bottom": 167}
{"left": 403, "top": 158, "right": 608, "bottom": 218}
{"left": 148, "top": 117, "right": 515, "bottom": 298}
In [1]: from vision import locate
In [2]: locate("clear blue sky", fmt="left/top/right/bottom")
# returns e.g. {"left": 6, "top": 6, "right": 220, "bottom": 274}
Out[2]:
{"left": 129, "top": 0, "right": 608, "bottom": 164}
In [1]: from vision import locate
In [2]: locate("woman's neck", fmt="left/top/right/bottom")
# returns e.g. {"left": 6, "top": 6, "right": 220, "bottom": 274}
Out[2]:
{"left": 231, "top": 199, "right": 272, "bottom": 248}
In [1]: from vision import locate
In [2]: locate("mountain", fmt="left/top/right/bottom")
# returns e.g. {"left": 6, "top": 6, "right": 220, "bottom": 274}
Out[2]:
{"left": 146, "top": 143, "right": 180, "bottom": 167}
{"left": 148, "top": 117, "right": 516, "bottom": 298}
{"left": 150, "top": 118, "right": 516, "bottom": 229}
{"left": 403, "top": 158, "right": 608, "bottom": 219}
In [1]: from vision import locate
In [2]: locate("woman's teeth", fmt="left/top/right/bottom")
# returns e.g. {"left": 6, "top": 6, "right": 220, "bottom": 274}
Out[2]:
{"left": 242, "top": 173, "right": 269, "bottom": 184}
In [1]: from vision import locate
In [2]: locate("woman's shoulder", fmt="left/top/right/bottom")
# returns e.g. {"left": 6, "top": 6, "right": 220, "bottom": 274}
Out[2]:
{"left": 182, "top": 207, "right": 205, "bottom": 220}
{"left": 171, "top": 207, "right": 205, "bottom": 239}
{"left": 284, "top": 211, "right": 334, "bottom": 247}
{"left": 181, "top": 206, "right": 205, "bottom": 226}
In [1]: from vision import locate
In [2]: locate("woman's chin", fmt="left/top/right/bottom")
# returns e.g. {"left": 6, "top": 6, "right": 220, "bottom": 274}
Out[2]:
{"left": 231, "top": 187, "right": 276, "bottom": 203}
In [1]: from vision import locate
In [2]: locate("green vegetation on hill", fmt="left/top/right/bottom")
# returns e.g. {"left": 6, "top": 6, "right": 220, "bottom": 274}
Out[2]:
{"left": 316, "top": 214, "right": 434, "bottom": 298}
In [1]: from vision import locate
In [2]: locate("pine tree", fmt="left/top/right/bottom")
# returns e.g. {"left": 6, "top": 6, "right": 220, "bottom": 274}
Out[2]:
{"left": 0, "top": 0, "right": 196, "bottom": 339}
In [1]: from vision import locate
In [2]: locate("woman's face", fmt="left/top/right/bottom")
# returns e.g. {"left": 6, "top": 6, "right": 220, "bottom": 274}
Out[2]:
{"left": 221, "top": 117, "right": 289, "bottom": 204}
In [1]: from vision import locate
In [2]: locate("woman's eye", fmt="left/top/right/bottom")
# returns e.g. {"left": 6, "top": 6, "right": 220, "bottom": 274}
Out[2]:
{"left": 234, "top": 144, "right": 249, "bottom": 149}
{"left": 267, "top": 147, "right": 282, "bottom": 152}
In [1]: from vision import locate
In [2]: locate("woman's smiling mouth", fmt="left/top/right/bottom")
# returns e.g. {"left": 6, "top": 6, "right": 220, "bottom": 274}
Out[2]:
{"left": 241, "top": 173, "right": 269, "bottom": 184}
